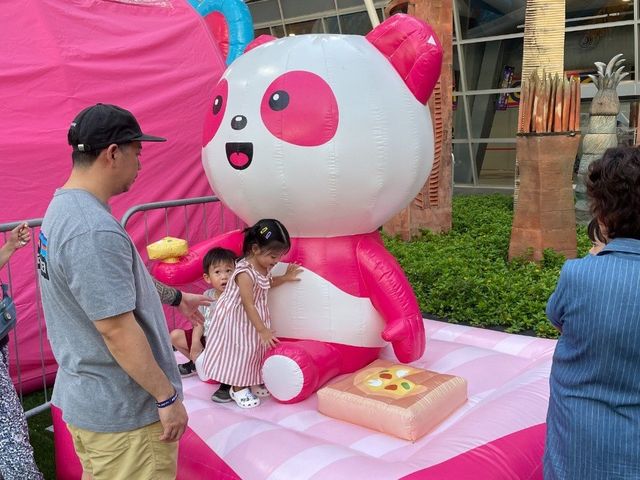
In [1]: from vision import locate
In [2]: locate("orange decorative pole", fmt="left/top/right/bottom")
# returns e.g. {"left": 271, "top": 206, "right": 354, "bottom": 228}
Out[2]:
{"left": 383, "top": 0, "right": 453, "bottom": 239}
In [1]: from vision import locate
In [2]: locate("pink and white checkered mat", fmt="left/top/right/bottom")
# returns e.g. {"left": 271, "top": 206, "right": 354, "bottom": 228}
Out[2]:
{"left": 53, "top": 319, "right": 555, "bottom": 479}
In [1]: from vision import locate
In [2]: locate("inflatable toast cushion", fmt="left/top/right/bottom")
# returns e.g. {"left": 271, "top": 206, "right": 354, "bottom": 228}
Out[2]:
{"left": 318, "top": 359, "right": 467, "bottom": 441}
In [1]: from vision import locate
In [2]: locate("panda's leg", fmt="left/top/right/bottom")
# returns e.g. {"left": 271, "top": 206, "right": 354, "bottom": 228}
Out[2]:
{"left": 262, "top": 340, "right": 380, "bottom": 403}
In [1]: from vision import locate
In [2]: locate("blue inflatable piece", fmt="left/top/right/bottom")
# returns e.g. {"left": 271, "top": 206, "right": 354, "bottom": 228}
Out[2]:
{"left": 188, "top": 0, "right": 254, "bottom": 65}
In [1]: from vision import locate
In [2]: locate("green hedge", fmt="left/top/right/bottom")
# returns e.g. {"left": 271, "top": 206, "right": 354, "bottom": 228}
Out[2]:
{"left": 384, "top": 194, "right": 591, "bottom": 339}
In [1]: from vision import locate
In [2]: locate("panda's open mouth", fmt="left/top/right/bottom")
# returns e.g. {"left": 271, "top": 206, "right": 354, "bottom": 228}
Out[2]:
{"left": 225, "top": 142, "right": 253, "bottom": 170}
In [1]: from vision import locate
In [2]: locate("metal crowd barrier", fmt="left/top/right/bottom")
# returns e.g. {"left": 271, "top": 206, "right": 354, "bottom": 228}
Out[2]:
{"left": 0, "top": 195, "right": 236, "bottom": 418}
{"left": 0, "top": 218, "right": 49, "bottom": 417}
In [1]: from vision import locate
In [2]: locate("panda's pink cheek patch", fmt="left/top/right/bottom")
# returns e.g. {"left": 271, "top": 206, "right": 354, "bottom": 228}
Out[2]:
{"left": 261, "top": 71, "right": 339, "bottom": 147}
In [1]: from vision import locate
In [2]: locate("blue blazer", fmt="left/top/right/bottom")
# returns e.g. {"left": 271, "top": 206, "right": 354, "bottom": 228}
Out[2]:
{"left": 545, "top": 238, "right": 640, "bottom": 479}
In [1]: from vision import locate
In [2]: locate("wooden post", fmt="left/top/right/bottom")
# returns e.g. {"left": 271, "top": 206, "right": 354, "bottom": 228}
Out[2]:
{"left": 509, "top": 133, "right": 580, "bottom": 261}
{"left": 383, "top": 0, "right": 453, "bottom": 240}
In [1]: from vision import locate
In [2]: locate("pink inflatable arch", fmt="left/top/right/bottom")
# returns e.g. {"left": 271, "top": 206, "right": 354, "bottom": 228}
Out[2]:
{"left": 0, "top": 0, "right": 230, "bottom": 391}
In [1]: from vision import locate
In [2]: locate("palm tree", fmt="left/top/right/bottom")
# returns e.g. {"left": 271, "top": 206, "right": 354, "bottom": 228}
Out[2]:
{"left": 509, "top": 0, "right": 583, "bottom": 262}
{"left": 514, "top": 0, "right": 566, "bottom": 205}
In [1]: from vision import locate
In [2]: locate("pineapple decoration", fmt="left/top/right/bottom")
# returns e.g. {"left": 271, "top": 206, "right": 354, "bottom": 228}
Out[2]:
{"left": 575, "top": 54, "right": 628, "bottom": 224}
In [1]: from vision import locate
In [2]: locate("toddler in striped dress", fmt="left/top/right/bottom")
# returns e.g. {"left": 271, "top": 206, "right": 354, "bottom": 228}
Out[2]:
{"left": 201, "top": 219, "right": 301, "bottom": 408}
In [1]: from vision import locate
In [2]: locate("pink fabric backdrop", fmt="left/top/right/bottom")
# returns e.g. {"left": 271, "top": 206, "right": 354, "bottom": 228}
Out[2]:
{"left": 0, "top": 0, "right": 235, "bottom": 390}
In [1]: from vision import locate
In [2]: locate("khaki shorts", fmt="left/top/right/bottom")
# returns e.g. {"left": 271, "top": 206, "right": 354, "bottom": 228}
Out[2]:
{"left": 67, "top": 421, "right": 178, "bottom": 480}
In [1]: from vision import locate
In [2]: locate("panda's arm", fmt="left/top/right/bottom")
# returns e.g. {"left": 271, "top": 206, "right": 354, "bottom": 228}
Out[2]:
{"left": 356, "top": 235, "right": 425, "bottom": 362}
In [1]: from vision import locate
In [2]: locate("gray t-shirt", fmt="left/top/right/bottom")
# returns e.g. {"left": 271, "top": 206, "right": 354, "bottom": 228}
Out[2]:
{"left": 39, "top": 189, "right": 181, "bottom": 432}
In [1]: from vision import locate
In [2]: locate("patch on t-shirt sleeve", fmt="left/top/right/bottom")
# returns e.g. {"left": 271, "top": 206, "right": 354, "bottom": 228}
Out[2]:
{"left": 37, "top": 231, "right": 49, "bottom": 280}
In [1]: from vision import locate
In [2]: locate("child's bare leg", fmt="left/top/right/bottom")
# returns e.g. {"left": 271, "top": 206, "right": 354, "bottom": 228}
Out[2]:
{"left": 169, "top": 329, "right": 190, "bottom": 358}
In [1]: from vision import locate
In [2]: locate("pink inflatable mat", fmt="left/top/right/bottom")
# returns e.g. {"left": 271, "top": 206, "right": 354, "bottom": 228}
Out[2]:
{"left": 53, "top": 319, "right": 555, "bottom": 479}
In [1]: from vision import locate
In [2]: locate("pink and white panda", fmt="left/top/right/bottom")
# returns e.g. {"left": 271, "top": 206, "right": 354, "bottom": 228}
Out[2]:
{"left": 154, "top": 13, "right": 443, "bottom": 403}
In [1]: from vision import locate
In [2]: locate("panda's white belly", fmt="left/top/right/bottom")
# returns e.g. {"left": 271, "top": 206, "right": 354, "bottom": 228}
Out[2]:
{"left": 268, "top": 263, "right": 386, "bottom": 347}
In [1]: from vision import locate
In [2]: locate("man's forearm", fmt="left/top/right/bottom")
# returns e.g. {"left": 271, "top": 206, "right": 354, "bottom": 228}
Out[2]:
{"left": 95, "top": 312, "right": 176, "bottom": 401}
{"left": 154, "top": 279, "right": 181, "bottom": 306}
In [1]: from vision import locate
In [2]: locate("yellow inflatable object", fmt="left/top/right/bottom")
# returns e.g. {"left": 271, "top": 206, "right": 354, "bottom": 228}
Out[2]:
{"left": 146, "top": 237, "right": 189, "bottom": 263}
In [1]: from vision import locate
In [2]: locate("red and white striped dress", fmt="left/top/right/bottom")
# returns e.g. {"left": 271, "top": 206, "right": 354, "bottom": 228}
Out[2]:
{"left": 201, "top": 258, "right": 271, "bottom": 387}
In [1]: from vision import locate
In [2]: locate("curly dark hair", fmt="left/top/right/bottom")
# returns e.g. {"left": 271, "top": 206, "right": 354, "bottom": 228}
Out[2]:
{"left": 586, "top": 147, "right": 640, "bottom": 240}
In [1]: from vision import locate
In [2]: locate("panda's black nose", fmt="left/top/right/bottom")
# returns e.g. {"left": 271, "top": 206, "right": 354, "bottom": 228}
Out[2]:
{"left": 231, "top": 115, "right": 247, "bottom": 130}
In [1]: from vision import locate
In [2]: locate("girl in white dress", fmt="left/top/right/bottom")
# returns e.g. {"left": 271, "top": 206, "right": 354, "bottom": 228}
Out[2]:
{"left": 202, "top": 219, "right": 301, "bottom": 408}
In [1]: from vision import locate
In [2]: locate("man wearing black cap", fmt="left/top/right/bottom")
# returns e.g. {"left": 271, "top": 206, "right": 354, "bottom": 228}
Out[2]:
{"left": 39, "top": 104, "right": 186, "bottom": 479}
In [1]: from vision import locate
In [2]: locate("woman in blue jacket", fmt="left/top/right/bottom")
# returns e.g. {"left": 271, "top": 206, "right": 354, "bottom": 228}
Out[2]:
{"left": 545, "top": 147, "right": 640, "bottom": 479}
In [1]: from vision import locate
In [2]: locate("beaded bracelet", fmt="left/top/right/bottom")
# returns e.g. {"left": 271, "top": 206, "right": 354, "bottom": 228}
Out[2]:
{"left": 156, "top": 390, "right": 179, "bottom": 409}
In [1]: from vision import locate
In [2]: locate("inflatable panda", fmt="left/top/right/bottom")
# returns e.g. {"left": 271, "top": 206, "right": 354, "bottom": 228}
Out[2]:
{"left": 154, "top": 13, "right": 443, "bottom": 403}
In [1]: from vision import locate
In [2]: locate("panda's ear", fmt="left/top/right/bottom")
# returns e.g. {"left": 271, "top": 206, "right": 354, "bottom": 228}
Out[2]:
{"left": 366, "top": 14, "right": 443, "bottom": 104}
{"left": 245, "top": 34, "right": 277, "bottom": 53}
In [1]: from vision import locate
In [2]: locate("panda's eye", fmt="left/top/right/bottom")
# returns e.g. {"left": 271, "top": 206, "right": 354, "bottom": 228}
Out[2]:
{"left": 260, "top": 71, "right": 339, "bottom": 147}
{"left": 213, "top": 95, "right": 223, "bottom": 115}
{"left": 269, "top": 91, "right": 289, "bottom": 111}
{"left": 203, "top": 78, "right": 228, "bottom": 146}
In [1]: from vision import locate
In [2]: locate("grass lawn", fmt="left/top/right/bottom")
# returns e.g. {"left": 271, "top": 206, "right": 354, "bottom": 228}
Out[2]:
{"left": 23, "top": 389, "right": 55, "bottom": 479}
{"left": 24, "top": 193, "right": 582, "bottom": 476}
{"left": 384, "top": 193, "right": 588, "bottom": 338}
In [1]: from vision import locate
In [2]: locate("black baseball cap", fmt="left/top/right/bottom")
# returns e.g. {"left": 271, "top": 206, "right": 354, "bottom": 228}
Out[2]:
{"left": 68, "top": 103, "right": 166, "bottom": 152}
